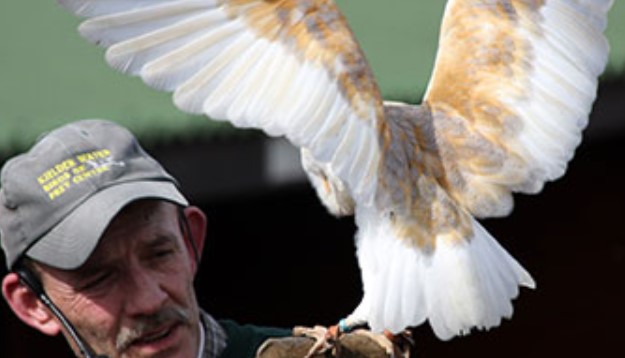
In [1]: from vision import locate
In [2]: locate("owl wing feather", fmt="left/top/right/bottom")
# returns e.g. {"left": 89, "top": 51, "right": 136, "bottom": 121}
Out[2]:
{"left": 422, "top": 0, "right": 612, "bottom": 218}
{"left": 59, "top": 0, "right": 387, "bottom": 208}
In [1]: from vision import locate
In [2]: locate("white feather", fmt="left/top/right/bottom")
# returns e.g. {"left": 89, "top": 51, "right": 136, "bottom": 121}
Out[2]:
{"left": 59, "top": 0, "right": 183, "bottom": 17}
{"left": 489, "top": 0, "right": 609, "bottom": 194}
{"left": 505, "top": 1, "right": 610, "bottom": 187}
{"left": 144, "top": 19, "right": 246, "bottom": 93}
{"left": 352, "top": 206, "right": 535, "bottom": 337}
{"left": 225, "top": 39, "right": 273, "bottom": 125}
{"left": 102, "top": 9, "right": 230, "bottom": 76}
{"left": 78, "top": 0, "right": 215, "bottom": 49}
{"left": 203, "top": 34, "right": 262, "bottom": 119}
{"left": 170, "top": 28, "right": 249, "bottom": 114}
{"left": 300, "top": 148, "right": 355, "bottom": 217}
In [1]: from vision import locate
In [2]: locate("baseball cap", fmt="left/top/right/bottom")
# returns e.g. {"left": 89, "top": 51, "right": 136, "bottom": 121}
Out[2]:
{"left": 0, "top": 119, "right": 188, "bottom": 270}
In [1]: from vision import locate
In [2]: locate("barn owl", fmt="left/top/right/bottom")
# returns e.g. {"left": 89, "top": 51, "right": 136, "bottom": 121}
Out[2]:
{"left": 57, "top": 0, "right": 613, "bottom": 341}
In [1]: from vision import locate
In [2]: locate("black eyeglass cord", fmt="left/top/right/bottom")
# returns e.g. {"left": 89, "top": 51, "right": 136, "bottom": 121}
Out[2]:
{"left": 16, "top": 266, "right": 109, "bottom": 358}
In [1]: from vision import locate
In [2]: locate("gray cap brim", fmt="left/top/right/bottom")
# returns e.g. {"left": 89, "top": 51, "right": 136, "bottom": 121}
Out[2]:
{"left": 26, "top": 180, "right": 188, "bottom": 270}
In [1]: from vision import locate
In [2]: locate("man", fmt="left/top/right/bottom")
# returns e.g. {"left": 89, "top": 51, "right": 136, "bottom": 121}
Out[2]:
{"left": 0, "top": 119, "right": 406, "bottom": 358}
{"left": 0, "top": 119, "right": 296, "bottom": 358}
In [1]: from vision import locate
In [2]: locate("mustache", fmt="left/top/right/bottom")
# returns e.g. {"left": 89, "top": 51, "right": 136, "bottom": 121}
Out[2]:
{"left": 116, "top": 306, "right": 191, "bottom": 352}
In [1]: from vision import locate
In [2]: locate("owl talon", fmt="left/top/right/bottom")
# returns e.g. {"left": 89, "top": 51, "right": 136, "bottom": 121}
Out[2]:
{"left": 293, "top": 325, "right": 338, "bottom": 358}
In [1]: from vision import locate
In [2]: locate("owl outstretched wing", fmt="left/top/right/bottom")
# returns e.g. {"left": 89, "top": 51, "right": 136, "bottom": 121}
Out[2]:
{"left": 422, "top": 0, "right": 612, "bottom": 218}
{"left": 59, "top": 0, "right": 387, "bottom": 209}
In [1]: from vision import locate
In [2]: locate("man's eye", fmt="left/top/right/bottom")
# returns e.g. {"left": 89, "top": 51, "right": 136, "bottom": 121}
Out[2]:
{"left": 81, "top": 272, "right": 113, "bottom": 291}
{"left": 153, "top": 248, "right": 175, "bottom": 259}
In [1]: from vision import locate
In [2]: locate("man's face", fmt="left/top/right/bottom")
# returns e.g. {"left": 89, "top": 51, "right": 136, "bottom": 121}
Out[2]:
{"left": 38, "top": 200, "right": 201, "bottom": 358}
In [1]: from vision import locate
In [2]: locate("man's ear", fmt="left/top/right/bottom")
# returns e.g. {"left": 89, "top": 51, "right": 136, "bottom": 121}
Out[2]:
{"left": 2, "top": 272, "right": 62, "bottom": 336}
{"left": 182, "top": 205, "right": 207, "bottom": 272}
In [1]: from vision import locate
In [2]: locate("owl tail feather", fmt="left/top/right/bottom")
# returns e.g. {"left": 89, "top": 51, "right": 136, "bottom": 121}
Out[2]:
{"left": 349, "top": 211, "right": 535, "bottom": 339}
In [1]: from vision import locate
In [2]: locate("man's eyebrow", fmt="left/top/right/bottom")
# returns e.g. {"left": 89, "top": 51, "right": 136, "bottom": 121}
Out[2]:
{"left": 69, "top": 259, "right": 112, "bottom": 289}
{"left": 76, "top": 256, "right": 111, "bottom": 277}
{"left": 146, "top": 233, "right": 180, "bottom": 249}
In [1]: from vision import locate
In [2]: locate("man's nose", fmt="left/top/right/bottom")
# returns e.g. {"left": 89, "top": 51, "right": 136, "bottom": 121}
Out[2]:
{"left": 124, "top": 268, "right": 168, "bottom": 316}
